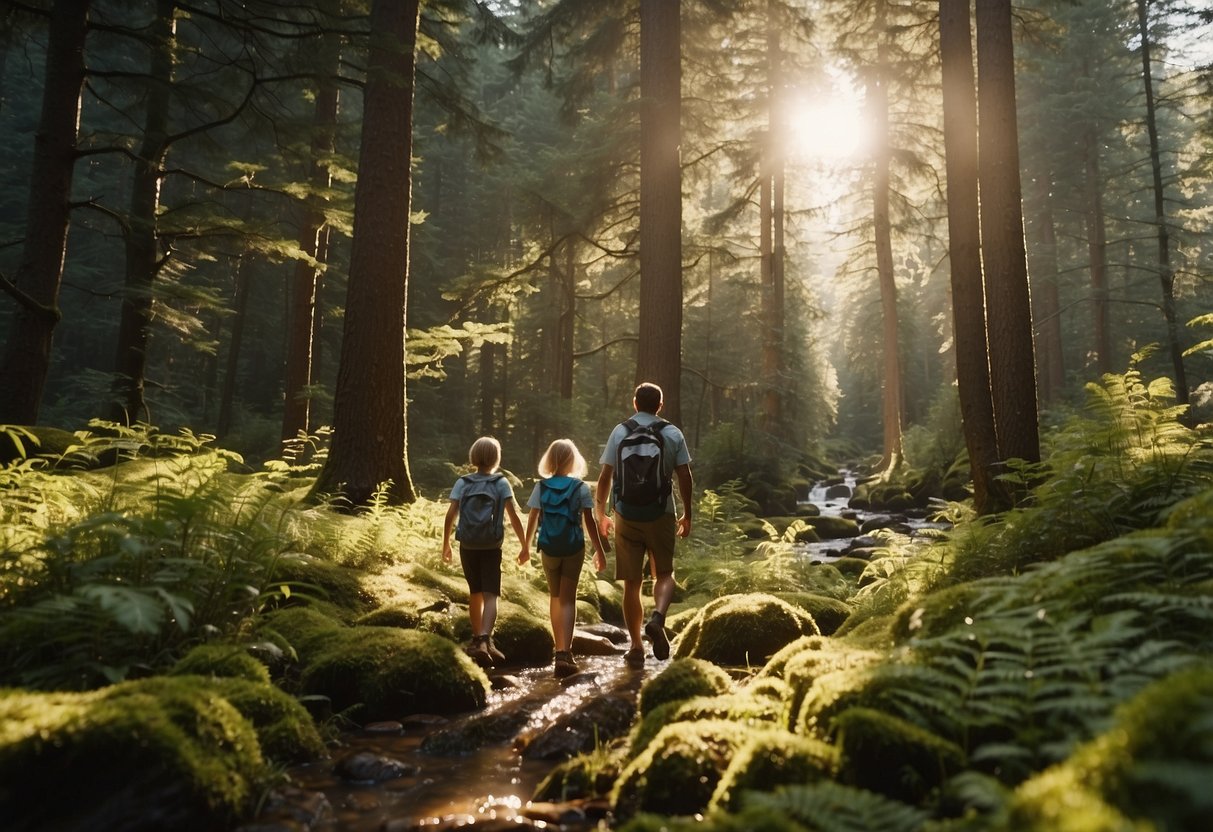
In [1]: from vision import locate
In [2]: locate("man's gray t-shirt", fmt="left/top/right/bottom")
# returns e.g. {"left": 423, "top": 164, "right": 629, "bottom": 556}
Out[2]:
{"left": 600, "top": 412, "right": 691, "bottom": 515}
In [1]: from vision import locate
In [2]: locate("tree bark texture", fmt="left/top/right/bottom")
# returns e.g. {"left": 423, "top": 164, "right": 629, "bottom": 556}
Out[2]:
{"left": 1027, "top": 167, "right": 1064, "bottom": 405}
{"left": 310, "top": 0, "right": 419, "bottom": 506}
{"left": 871, "top": 5, "right": 904, "bottom": 471}
{"left": 975, "top": 0, "right": 1040, "bottom": 465}
{"left": 110, "top": 0, "right": 176, "bottom": 424}
{"left": 940, "top": 0, "right": 1000, "bottom": 512}
{"left": 636, "top": 0, "right": 683, "bottom": 424}
{"left": 1081, "top": 122, "right": 1112, "bottom": 377}
{"left": 760, "top": 0, "right": 785, "bottom": 437}
{"left": 1135, "top": 0, "right": 1188, "bottom": 404}
{"left": 0, "top": 0, "right": 89, "bottom": 425}
{"left": 283, "top": 34, "right": 341, "bottom": 442}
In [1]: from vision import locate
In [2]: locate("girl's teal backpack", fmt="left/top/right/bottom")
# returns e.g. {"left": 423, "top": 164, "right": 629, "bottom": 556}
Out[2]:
{"left": 538, "top": 476, "right": 585, "bottom": 556}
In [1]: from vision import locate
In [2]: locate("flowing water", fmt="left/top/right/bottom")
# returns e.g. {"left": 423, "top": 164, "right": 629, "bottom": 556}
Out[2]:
{"left": 280, "top": 654, "right": 644, "bottom": 831}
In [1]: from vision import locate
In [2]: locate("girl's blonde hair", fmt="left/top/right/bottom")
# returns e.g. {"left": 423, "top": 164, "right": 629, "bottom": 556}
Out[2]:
{"left": 538, "top": 438, "right": 588, "bottom": 479}
{"left": 468, "top": 436, "right": 502, "bottom": 472}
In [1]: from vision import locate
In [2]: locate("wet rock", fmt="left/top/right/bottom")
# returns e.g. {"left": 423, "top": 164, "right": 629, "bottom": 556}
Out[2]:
{"left": 240, "top": 786, "right": 331, "bottom": 831}
{"left": 333, "top": 751, "right": 417, "bottom": 783}
{"left": 842, "top": 547, "right": 880, "bottom": 561}
{"left": 522, "top": 800, "right": 589, "bottom": 825}
{"left": 491, "top": 673, "right": 524, "bottom": 690}
{"left": 420, "top": 706, "right": 536, "bottom": 754}
{"left": 401, "top": 713, "right": 449, "bottom": 730}
{"left": 572, "top": 630, "right": 624, "bottom": 655}
{"left": 825, "top": 483, "right": 852, "bottom": 500}
{"left": 364, "top": 721, "right": 404, "bottom": 735}
{"left": 520, "top": 692, "right": 636, "bottom": 760}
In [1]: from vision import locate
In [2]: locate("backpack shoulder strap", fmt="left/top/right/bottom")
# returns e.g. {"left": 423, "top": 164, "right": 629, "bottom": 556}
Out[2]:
{"left": 622, "top": 417, "right": 640, "bottom": 432}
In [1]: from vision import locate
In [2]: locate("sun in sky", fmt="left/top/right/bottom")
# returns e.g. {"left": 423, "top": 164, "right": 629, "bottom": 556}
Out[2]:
{"left": 779, "top": 74, "right": 869, "bottom": 163}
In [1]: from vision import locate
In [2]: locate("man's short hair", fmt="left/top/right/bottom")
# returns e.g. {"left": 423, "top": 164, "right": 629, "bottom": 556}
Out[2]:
{"left": 634, "top": 382, "right": 663, "bottom": 414}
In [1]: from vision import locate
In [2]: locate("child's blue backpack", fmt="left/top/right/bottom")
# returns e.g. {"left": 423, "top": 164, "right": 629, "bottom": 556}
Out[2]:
{"left": 455, "top": 473, "right": 505, "bottom": 546}
{"left": 538, "top": 476, "right": 585, "bottom": 556}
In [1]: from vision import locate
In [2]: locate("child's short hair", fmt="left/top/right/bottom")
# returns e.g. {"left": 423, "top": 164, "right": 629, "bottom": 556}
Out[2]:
{"left": 468, "top": 436, "right": 502, "bottom": 471}
{"left": 538, "top": 438, "right": 588, "bottom": 479}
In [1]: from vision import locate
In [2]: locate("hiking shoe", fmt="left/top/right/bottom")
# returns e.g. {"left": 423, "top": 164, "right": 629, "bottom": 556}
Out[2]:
{"left": 645, "top": 613, "right": 670, "bottom": 661}
{"left": 484, "top": 636, "right": 506, "bottom": 665}
{"left": 623, "top": 647, "right": 645, "bottom": 670}
{"left": 553, "top": 650, "right": 578, "bottom": 678}
{"left": 465, "top": 636, "right": 493, "bottom": 668}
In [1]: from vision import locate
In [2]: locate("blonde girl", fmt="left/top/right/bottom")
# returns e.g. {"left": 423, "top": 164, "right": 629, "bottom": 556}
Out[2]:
{"left": 443, "top": 436, "right": 529, "bottom": 667}
{"left": 524, "top": 439, "right": 608, "bottom": 678}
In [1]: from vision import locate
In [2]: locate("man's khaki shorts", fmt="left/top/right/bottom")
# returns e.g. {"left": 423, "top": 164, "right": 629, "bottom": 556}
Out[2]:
{"left": 613, "top": 513, "right": 676, "bottom": 582}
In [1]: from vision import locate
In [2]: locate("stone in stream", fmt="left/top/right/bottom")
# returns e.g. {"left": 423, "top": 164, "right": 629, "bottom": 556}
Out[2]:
{"left": 333, "top": 750, "right": 418, "bottom": 783}
{"left": 518, "top": 692, "right": 637, "bottom": 761}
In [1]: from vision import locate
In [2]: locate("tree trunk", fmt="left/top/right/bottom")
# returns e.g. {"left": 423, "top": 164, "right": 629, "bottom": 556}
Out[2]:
{"left": 871, "top": 5, "right": 903, "bottom": 472}
{"left": 282, "top": 34, "right": 341, "bottom": 443}
{"left": 1081, "top": 121, "right": 1112, "bottom": 377}
{"left": 310, "top": 0, "right": 419, "bottom": 506}
{"left": 940, "top": 0, "right": 1001, "bottom": 513}
{"left": 558, "top": 240, "right": 576, "bottom": 400}
{"left": 1028, "top": 167, "right": 1065, "bottom": 404}
{"left": 217, "top": 254, "right": 251, "bottom": 438}
{"left": 760, "top": 0, "right": 784, "bottom": 437}
{"left": 110, "top": 0, "right": 176, "bottom": 424}
{"left": 1135, "top": 0, "right": 1188, "bottom": 404}
{"left": 0, "top": 0, "right": 89, "bottom": 425}
{"left": 636, "top": 0, "right": 682, "bottom": 424}
{"left": 975, "top": 0, "right": 1040, "bottom": 466}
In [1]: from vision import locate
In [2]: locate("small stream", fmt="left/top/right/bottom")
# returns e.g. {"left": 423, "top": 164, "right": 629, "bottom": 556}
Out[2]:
{"left": 274, "top": 653, "right": 644, "bottom": 831}
{"left": 266, "top": 474, "right": 949, "bottom": 830}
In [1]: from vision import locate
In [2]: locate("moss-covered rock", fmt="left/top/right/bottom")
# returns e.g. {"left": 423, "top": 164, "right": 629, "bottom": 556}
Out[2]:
{"left": 778, "top": 640, "right": 882, "bottom": 733}
{"left": 269, "top": 554, "right": 369, "bottom": 614}
{"left": 299, "top": 626, "right": 490, "bottom": 721}
{"left": 258, "top": 606, "right": 345, "bottom": 660}
{"left": 613, "top": 719, "right": 753, "bottom": 822}
{"left": 533, "top": 749, "right": 623, "bottom": 802}
{"left": 630, "top": 692, "right": 784, "bottom": 760}
{"left": 773, "top": 592, "right": 852, "bottom": 635}
{"left": 0, "top": 679, "right": 268, "bottom": 831}
{"left": 596, "top": 579, "right": 624, "bottom": 624}
{"left": 638, "top": 658, "right": 734, "bottom": 718}
{"left": 833, "top": 706, "right": 966, "bottom": 804}
{"left": 170, "top": 644, "right": 270, "bottom": 684}
{"left": 804, "top": 515, "right": 861, "bottom": 540}
{"left": 889, "top": 581, "right": 990, "bottom": 643}
{"left": 709, "top": 729, "right": 836, "bottom": 812}
{"left": 139, "top": 676, "right": 325, "bottom": 765}
{"left": 830, "top": 556, "right": 869, "bottom": 578}
{"left": 674, "top": 593, "right": 820, "bottom": 667}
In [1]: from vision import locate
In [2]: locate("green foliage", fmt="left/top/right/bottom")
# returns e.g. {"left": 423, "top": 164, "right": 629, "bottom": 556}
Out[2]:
{"left": 169, "top": 644, "right": 271, "bottom": 685}
{"left": 949, "top": 366, "right": 1212, "bottom": 581}
{"left": 742, "top": 781, "right": 929, "bottom": 832}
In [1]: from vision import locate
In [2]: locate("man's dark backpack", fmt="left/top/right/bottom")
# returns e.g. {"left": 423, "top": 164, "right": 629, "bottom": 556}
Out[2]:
{"left": 613, "top": 417, "right": 671, "bottom": 522}
{"left": 537, "top": 476, "right": 585, "bottom": 556}
{"left": 455, "top": 474, "right": 505, "bottom": 546}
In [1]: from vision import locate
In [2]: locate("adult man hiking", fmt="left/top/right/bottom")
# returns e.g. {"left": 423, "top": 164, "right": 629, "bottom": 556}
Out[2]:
{"left": 594, "top": 382, "right": 693, "bottom": 668}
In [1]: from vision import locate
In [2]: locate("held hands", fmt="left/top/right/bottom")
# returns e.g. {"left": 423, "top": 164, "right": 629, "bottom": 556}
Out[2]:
{"left": 597, "top": 513, "right": 614, "bottom": 541}
{"left": 518, "top": 543, "right": 531, "bottom": 566}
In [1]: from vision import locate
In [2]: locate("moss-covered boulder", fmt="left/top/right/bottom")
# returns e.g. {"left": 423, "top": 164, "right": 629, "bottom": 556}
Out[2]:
{"left": 804, "top": 515, "right": 861, "bottom": 540}
{"left": 613, "top": 719, "right": 754, "bottom": 822}
{"left": 299, "top": 626, "right": 490, "bottom": 721}
{"left": 170, "top": 644, "right": 271, "bottom": 684}
{"left": 533, "top": 750, "right": 623, "bottom": 803}
{"left": 1003, "top": 666, "right": 1213, "bottom": 832}
{"left": 258, "top": 605, "right": 346, "bottom": 660}
{"left": 889, "top": 580, "right": 991, "bottom": 643}
{"left": 0, "top": 425, "right": 83, "bottom": 465}
{"left": 773, "top": 593, "right": 852, "bottom": 636}
{"left": 709, "top": 729, "right": 836, "bottom": 812}
{"left": 269, "top": 554, "right": 369, "bottom": 614}
{"left": 638, "top": 658, "right": 734, "bottom": 718}
{"left": 140, "top": 676, "right": 325, "bottom": 764}
{"left": 596, "top": 579, "right": 624, "bottom": 624}
{"left": 630, "top": 692, "right": 784, "bottom": 761}
{"left": 776, "top": 640, "right": 882, "bottom": 732}
{"left": 833, "top": 707, "right": 965, "bottom": 803}
{"left": 674, "top": 593, "right": 820, "bottom": 667}
{"left": 0, "top": 680, "right": 269, "bottom": 831}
